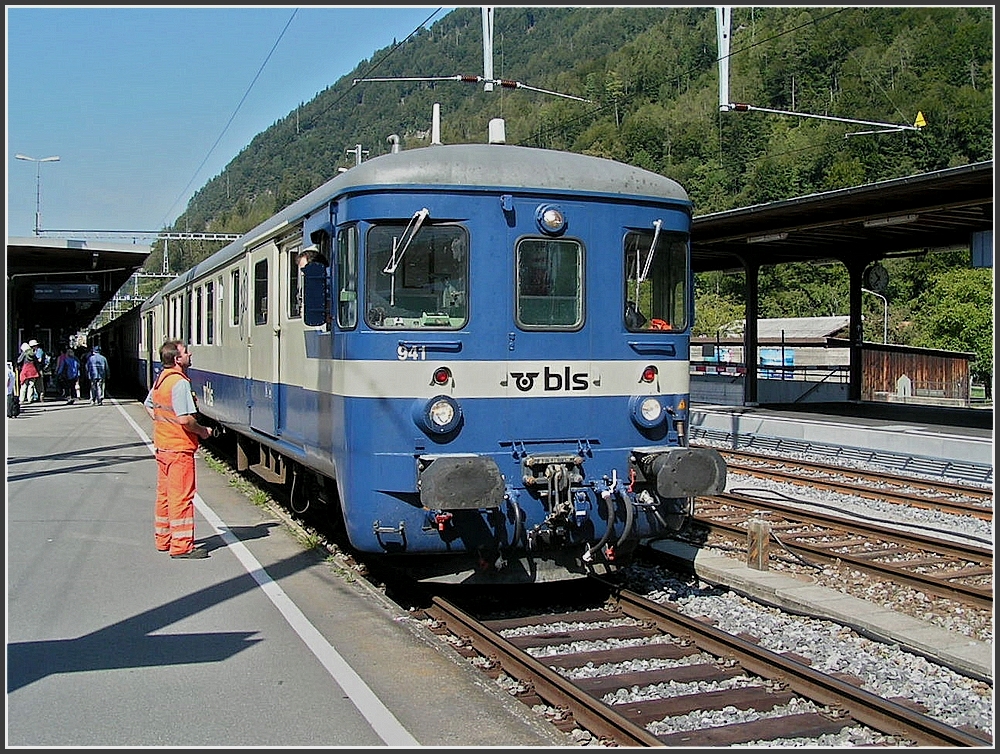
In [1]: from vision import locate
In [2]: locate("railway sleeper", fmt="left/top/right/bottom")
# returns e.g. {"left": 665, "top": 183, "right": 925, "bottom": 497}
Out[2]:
{"left": 655, "top": 711, "right": 849, "bottom": 747}
{"left": 542, "top": 641, "right": 697, "bottom": 669}
{"left": 484, "top": 608, "right": 619, "bottom": 631}
{"left": 574, "top": 663, "right": 742, "bottom": 695}
{"left": 614, "top": 686, "right": 796, "bottom": 726}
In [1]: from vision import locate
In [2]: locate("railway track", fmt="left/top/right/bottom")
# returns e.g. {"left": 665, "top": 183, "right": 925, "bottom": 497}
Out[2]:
{"left": 690, "top": 430, "right": 994, "bottom": 486}
{"left": 719, "top": 449, "right": 993, "bottom": 521}
{"left": 199, "top": 443, "right": 991, "bottom": 747}
{"left": 420, "top": 579, "right": 992, "bottom": 747}
{"left": 691, "top": 492, "right": 993, "bottom": 609}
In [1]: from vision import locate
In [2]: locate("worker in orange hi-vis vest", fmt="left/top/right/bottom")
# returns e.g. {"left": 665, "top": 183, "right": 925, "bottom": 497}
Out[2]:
{"left": 144, "top": 340, "right": 212, "bottom": 559}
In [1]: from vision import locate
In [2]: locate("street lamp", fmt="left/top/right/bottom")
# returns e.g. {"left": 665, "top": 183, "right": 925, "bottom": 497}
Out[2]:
{"left": 861, "top": 287, "right": 888, "bottom": 344}
{"left": 15, "top": 153, "right": 60, "bottom": 236}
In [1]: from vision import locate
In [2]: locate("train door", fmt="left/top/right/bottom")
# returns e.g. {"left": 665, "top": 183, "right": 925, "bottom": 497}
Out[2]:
{"left": 142, "top": 310, "right": 154, "bottom": 390}
{"left": 248, "top": 242, "right": 278, "bottom": 437}
{"left": 505, "top": 207, "right": 594, "bottom": 440}
{"left": 274, "top": 237, "right": 304, "bottom": 439}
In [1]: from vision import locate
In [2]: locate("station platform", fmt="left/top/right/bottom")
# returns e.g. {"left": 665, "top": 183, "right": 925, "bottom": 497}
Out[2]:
{"left": 6, "top": 397, "right": 568, "bottom": 747}
{"left": 690, "top": 402, "right": 994, "bottom": 478}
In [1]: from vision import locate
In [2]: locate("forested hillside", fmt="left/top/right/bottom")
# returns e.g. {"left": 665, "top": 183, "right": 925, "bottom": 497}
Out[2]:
{"left": 143, "top": 6, "right": 993, "bottom": 386}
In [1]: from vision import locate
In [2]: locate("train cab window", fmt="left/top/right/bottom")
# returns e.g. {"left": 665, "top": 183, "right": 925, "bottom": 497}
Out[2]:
{"left": 254, "top": 259, "right": 268, "bottom": 326}
{"left": 515, "top": 238, "right": 583, "bottom": 329}
{"left": 206, "top": 281, "right": 215, "bottom": 344}
{"left": 623, "top": 229, "right": 689, "bottom": 332}
{"left": 337, "top": 226, "right": 358, "bottom": 329}
{"left": 365, "top": 223, "right": 468, "bottom": 329}
{"left": 231, "top": 269, "right": 241, "bottom": 326}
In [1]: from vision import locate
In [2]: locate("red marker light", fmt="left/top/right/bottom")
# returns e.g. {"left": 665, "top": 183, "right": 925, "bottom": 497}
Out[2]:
{"left": 641, "top": 365, "right": 658, "bottom": 383}
{"left": 432, "top": 366, "right": 452, "bottom": 386}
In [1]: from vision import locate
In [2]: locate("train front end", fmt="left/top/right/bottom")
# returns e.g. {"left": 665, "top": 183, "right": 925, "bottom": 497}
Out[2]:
{"left": 317, "top": 144, "right": 726, "bottom": 582}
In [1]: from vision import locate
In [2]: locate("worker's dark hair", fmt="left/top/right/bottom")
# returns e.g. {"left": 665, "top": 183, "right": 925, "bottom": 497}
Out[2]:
{"left": 159, "top": 339, "right": 184, "bottom": 367}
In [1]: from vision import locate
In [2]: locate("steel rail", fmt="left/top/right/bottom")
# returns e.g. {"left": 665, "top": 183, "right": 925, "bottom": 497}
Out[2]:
{"left": 599, "top": 580, "right": 993, "bottom": 747}
{"left": 720, "top": 451, "right": 993, "bottom": 519}
{"left": 696, "top": 495, "right": 992, "bottom": 608}
{"left": 424, "top": 595, "right": 665, "bottom": 747}
{"left": 714, "top": 491, "right": 992, "bottom": 565}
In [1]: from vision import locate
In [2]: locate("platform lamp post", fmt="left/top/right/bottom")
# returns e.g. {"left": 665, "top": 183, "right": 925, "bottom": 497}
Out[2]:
{"left": 15, "top": 153, "right": 60, "bottom": 236}
{"left": 861, "top": 287, "right": 888, "bottom": 344}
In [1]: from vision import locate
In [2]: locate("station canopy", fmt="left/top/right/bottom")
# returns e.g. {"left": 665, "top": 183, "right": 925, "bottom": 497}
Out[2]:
{"left": 6, "top": 236, "right": 150, "bottom": 344}
{"left": 690, "top": 160, "right": 992, "bottom": 272}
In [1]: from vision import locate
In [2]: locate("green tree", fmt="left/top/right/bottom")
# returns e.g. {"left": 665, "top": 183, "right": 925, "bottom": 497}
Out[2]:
{"left": 909, "top": 267, "right": 994, "bottom": 390}
{"left": 692, "top": 289, "right": 745, "bottom": 337}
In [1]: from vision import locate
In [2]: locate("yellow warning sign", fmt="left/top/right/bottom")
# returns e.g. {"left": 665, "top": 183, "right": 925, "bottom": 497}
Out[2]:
{"left": 914, "top": 111, "right": 927, "bottom": 128}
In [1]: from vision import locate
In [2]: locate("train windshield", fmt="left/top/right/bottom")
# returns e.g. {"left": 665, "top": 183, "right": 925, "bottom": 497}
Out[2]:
{"left": 515, "top": 238, "right": 583, "bottom": 329}
{"left": 623, "top": 229, "right": 689, "bottom": 332}
{"left": 365, "top": 223, "right": 468, "bottom": 329}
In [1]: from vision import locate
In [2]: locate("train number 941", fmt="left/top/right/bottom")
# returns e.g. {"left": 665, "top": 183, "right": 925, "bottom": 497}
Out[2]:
{"left": 397, "top": 344, "right": 427, "bottom": 361}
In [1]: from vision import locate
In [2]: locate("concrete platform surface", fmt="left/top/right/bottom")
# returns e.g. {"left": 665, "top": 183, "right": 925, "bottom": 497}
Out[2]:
{"left": 6, "top": 397, "right": 569, "bottom": 747}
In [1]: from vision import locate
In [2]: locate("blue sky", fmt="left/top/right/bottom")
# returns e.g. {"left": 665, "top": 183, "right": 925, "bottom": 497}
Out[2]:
{"left": 6, "top": 5, "right": 457, "bottom": 240}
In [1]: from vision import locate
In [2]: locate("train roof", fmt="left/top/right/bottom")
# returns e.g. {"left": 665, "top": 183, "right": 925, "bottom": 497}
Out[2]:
{"left": 336, "top": 143, "right": 689, "bottom": 202}
{"left": 159, "top": 144, "right": 689, "bottom": 298}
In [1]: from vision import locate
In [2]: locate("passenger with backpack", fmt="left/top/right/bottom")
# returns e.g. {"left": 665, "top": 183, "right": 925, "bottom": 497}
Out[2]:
{"left": 55, "top": 346, "right": 81, "bottom": 404}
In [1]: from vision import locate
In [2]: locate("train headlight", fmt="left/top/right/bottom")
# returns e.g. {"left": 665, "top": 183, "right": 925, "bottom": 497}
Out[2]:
{"left": 629, "top": 395, "right": 665, "bottom": 429}
{"left": 535, "top": 204, "right": 567, "bottom": 235}
{"left": 430, "top": 399, "right": 455, "bottom": 426}
{"left": 413, "top": 395, "right": 463, "bottom": 435}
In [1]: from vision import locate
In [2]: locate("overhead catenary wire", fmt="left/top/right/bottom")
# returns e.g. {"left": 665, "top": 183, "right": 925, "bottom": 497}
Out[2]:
{"left": 160, "top": 8, "right": 300, "bottom": 229}
{"left": 160, "top": 7, "right": 444, "bottom": 233}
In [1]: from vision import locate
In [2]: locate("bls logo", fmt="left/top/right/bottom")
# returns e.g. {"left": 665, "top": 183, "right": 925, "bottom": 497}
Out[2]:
{"left": 201, "top": 381, "right": 215, "bottom": 407}
{"left": 510, "top": 366, "right": 589, "bottom": 392}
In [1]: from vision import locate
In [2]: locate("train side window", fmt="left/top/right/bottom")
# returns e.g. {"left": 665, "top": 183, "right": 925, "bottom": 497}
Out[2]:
{"left": 231, "top": 269, "right": 241, "bottom": 326}
{"left": 194, "top": 286, "right": 203, "bottom": 345}
{"left": 623, "top": 229, "right": 689, "bottom": 332}
{"left": 365, "top": 223, "right": 468, "bottom": 330}
{"left": 254, "top": 259, "right": 268, "bottom": 326}
{"left": 288, "top": 245, "right": 302, "bottom": 319}
{"left": 206, "top": 281, "right": 215, "bottom": 344}
{"left": 515, "top": 238, "right": 583, "bottom": 329}
{"left": 183, "top": 290, "right": 191, "bottom": 343}
{"left": 337, "top": 226, "right": 358, "bottom": 329}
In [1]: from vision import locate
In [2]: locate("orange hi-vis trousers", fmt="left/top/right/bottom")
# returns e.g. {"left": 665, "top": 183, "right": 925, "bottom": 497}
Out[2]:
{"left": 154, "top": 449, "right": 198, "bottom": 556}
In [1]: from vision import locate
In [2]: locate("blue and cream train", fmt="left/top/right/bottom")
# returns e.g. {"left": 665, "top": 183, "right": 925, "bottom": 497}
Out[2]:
{"left": 97, "top": 135, "right": 726, "bottom": 582}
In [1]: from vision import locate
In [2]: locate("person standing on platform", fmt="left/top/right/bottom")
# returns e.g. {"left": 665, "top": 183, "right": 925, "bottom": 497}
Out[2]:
{"left": 30, "top": 339, "right": 49, "bottom": 399}
{"left": 144, "top": 340, "right": 212, "bottom": 559}
{"left": 56, "top": 346, "right": 81, "bottom": 404}
{"left": 54, "top": 346, "right": 69, "bottom": 398}
{"left": 86, "top": 345, "right": 110, "bottom": 404}
{"left": 7, "top": 360, "right": 19, "bottom": 418}
{"left": 17, "top": 342, "right": 40, "bottom": 404}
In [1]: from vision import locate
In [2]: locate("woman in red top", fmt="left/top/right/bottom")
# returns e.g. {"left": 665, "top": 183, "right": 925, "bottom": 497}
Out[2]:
{"left": 17, "top": 343, "right": 40, "bottom": 403}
